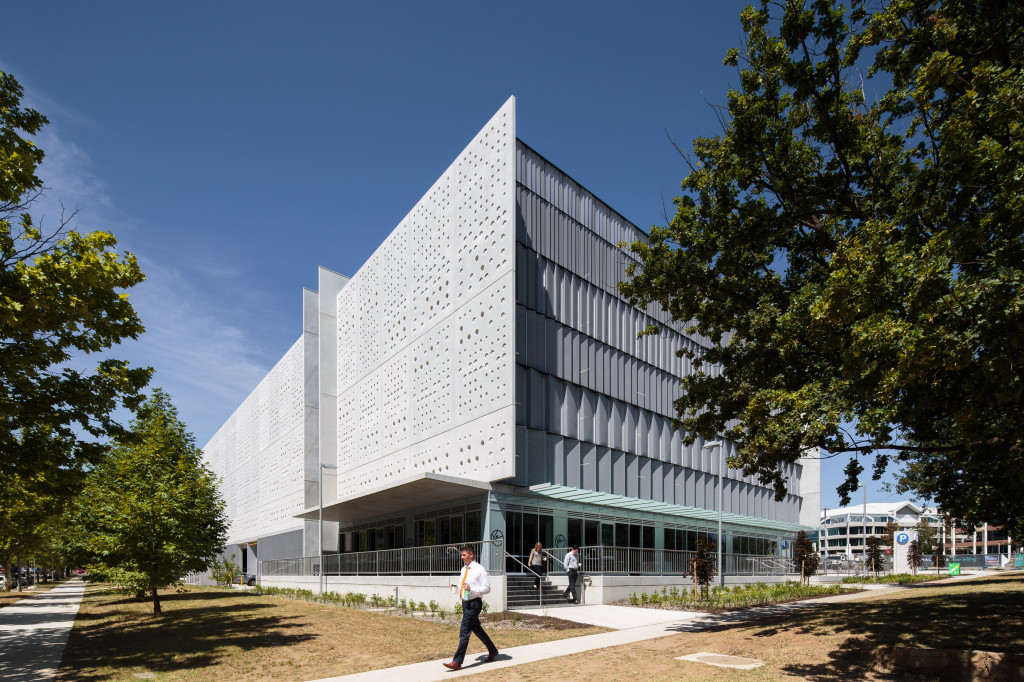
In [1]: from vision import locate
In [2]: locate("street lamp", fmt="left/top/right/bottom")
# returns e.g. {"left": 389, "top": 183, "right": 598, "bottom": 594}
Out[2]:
{"left": 703, "top": 441, "right": 724, "bottom": 587}
{"left": 859, "top": 483, "right": 867, "bottom": 575}
{"left": 319, "top": 463, "right": 337, "bottom": 595}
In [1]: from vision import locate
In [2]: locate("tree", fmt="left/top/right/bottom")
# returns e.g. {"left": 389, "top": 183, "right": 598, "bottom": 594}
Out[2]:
{"left": 210, "top": 553, "right": 241, "bottom": 586}
{"left": 882, "top": 521, "right": 900, "bottom": 547}
{"left": 865, "top": 536, "right": 884, "bottom": 578}
{"left": 908, "top": 539, "right": 922, "bottom": 575}
{"left": 915, "top": 518, "right": 937, "bottom": 555}
{"left": 0, "top": 436, "right": 84, "bottom": 591}
{"left": 793, "top": 530, "right": 819, "bottom": 585}
{"left": 619, "top": 0, "right": 1024, "bottom": 540}
{"left": 82, "top": 389, "right": 227, "bottom": 614}
{"left": 0, "top": 70, "right": 150, "bottom": 479}
{"left": 693, "top": 533, "right": 715, "bottom": 598}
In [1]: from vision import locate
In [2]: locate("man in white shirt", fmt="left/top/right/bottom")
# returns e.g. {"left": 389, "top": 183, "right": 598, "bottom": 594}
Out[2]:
{"left": 562, "top": 545, "right": 580, "bottom": 603}
{"left": 442, "top": 545, "right": 499, "bottom": 671}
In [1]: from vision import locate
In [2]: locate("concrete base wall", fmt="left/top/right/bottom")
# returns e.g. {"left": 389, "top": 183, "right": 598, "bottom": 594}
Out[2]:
{"left": 257, "top": 572, "right": 816, "bottom": 609}
{"left": 260, "top": 574, "right": 508, "bottom": 612}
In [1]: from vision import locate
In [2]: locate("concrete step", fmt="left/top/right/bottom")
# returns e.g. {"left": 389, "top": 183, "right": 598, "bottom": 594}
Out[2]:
{"left": 506, "top": 574, "right": 579, "bottom": 608}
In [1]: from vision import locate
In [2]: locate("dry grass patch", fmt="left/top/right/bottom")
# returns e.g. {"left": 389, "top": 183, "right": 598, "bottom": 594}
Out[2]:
{"left": 56, "top": 585, "right": 606, "bottom": 681}
{"left": 489, "top": 574, "right": 1024, "bottom": 682}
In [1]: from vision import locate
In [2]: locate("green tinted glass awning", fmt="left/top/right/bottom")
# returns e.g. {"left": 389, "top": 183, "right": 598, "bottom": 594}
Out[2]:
{"left": 524, "top": 484, "right": 813, "bottom": 534}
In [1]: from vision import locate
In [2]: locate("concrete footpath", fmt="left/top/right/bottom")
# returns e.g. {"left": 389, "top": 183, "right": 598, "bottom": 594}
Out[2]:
{"left": 310, "top": 573, "right": 990, "bottom": 682}
{"left": 0, "top": 578, "right": 86, "bottom": 682}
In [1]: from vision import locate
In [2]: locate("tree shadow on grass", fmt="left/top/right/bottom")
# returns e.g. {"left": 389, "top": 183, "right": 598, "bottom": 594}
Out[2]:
{"left": 666, "top": 575, "right": 1024, "bottom": 682}
{"left": 91, "top": 587, "right": 261, "bottom": 608}
{"left": 58, "top": 593, "right": 318, "bottom": 681}
{"left": 766, "top": 575, "right": 1024, "bottom": 680}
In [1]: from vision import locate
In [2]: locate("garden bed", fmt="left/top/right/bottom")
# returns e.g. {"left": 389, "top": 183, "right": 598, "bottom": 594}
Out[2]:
{"left": 246, "top": 584, "right": 591, "bottom": 630}
{"left": 616, "top": 580, "right": 852, "bottom": 612}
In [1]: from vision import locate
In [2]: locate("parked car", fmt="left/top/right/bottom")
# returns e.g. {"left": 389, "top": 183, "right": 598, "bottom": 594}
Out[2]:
{"left": 243, "top": 573, "right": 257, "bottom": 587}
{"left": 0, "top": 575, "right": 6, "bottom": 589}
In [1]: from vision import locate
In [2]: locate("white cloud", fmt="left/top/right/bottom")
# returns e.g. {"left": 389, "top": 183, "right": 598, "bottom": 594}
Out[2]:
{"left": 20, "top": 106, "right": 274, "bottom": 443}
{"left": 125, "top": 257, "right": 270, "bottom": 403}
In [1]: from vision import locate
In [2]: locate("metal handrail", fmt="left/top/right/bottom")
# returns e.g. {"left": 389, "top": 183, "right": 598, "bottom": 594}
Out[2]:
{"left": 541, "top": 549, "right": 567, "bottom": 572}
{"left": 505, "top": 551, "right": 547, "bottom": 607}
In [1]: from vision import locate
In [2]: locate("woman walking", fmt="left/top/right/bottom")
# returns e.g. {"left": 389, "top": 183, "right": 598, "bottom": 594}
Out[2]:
{"left": 528, "top": 542, "right": 545, "bottom": 589}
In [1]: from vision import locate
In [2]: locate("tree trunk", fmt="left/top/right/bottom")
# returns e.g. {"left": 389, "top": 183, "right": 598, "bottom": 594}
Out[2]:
{"left": 152, "top": 587, "right": 161, "bottom": 614}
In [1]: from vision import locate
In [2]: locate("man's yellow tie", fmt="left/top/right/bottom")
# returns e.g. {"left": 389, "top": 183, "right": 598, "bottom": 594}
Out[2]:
{"left": 459, "top": 566, "right": 468, "bottom": 598}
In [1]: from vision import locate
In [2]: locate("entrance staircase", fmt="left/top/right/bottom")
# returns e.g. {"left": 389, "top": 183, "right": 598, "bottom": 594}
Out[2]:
{"left": 506, "top": 574, "right": 578, "bottom": 609}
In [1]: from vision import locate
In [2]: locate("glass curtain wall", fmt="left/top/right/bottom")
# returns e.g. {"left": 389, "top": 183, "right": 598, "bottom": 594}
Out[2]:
{"left": 505, "top": 511, "right": 555, "bottom": 571}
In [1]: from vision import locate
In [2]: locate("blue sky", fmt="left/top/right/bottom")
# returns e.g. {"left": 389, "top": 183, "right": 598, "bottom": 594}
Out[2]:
{"left": 1, "top": 1, "right": 910, "bottom": 510}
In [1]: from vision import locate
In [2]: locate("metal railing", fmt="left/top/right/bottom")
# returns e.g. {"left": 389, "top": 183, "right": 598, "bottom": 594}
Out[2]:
{"left": 564, "top": 546, "right": 798, "bottom": 577}
{"left": 260, "top": 542, "right": 803, "bottom": 579}
{"left": 819, "top": 555, "right": 893, "bottom": 576}
{"left": 260, "top": 540, "right": 504, "bottom": 577}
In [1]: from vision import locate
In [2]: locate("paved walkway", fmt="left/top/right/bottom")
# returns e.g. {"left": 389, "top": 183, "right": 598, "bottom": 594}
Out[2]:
{"left": 512, "top": 604, "right": 704, "bottom": 629}
{"left": 0, "top": 579, "right": 86, "bottom": 682}
{"left": 310, "top": 573, "right": 992, "bottom": 682}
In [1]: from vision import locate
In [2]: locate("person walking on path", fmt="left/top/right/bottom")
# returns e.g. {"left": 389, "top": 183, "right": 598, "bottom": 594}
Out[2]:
{"left": 443, "top": 545, "right": 499, "bottom": 671}
{"left": 562, "top": 545, "right": 580, "bottom": 603}
{"left": 528, "top": 542, "right": 545, "bottom": 589}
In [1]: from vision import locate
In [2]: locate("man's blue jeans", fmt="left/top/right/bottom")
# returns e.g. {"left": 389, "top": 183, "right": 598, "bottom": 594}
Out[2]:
{"left": 453, "top": 598, "right": 497, "bottom": 664}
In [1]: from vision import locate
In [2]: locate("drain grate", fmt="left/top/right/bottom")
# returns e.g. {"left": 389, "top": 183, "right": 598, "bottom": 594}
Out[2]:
{"left": 676, "top": 652, "right": 764, "bottom": 670}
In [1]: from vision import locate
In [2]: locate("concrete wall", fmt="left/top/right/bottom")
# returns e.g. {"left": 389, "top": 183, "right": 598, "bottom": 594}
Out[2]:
{"left": 203, "top": 338, "right": 306, "bottom": 545}
{"left": 333, "top": 97, "right": 517, "bottom": 500}
{"left": 260, "top": 573, "right": 508, "bottom": 612}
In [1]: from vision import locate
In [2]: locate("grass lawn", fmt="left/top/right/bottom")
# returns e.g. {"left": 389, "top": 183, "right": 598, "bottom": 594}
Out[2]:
{"left": 56, "top": 585, "right": 607, "bottom": 681}
{"left": 489, "top": 573, "right": 1024, "bottom": 682}
{"left": 0, "top": 578, "right": 69, "bottom": 609}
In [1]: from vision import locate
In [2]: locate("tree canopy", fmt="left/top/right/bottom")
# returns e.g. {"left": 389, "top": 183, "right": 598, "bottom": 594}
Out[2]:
{"left": 0, "top": 70, "right": 151, "bottom": 478}
{"left": 620, "top": 0, "right": 1024, "bottom": 538}
{"left": 82, "top": 389, "right": 228, "bottom": 613}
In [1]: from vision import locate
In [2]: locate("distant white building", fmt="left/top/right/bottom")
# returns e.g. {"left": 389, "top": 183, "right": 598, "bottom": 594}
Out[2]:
{"left": 819, "top": 501, "right": 941, "bottom": 559}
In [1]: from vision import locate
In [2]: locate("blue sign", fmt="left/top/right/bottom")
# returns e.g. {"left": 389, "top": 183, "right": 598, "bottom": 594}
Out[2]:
{"left": 896, "top": 532, "right": 910, "bottom": 545}
{"left": 781, "top": 540, "right": 789, "bottom": 549}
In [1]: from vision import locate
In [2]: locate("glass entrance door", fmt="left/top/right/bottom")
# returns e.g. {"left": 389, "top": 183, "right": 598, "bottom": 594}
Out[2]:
{"left": 505, "top": 510, "right": 554, "bottom": 572}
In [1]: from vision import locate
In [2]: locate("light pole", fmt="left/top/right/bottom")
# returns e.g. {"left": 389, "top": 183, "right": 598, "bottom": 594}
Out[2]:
{"left": 821, "top": 506, "right": 829, "bottom": 569}
{"left": 859, "top": 483, "right": 867, "bottom": 575}
{"left": 703, "top": 441, "right": 724, "bottom": 587}
{"left": 319, "top": 463, "right": 337, "bottom": 595}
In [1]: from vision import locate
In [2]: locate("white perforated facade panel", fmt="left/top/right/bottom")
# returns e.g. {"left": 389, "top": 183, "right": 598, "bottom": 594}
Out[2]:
{"left": 335, "top": 97, "right": 517, "bottom": 499}
{"left": 203, "top": 338, "right": 306, "bottom": 543}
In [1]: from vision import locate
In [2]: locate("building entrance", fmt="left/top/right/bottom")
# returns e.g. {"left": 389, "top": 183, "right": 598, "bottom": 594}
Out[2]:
{"left": 505, "top": 511, "right": 554, "bottom": 572}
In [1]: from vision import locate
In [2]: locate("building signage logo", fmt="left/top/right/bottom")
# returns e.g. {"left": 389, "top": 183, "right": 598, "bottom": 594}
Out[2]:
{"left": 895, "top": 532, "right": 910, "bottom": 545}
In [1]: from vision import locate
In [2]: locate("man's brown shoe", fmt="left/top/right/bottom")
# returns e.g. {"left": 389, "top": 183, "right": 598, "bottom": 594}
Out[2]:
{"left": 485, "top": 651, "right": 499, "bottom": 662}
{"left": 443, "top": 662, "right": 461, "bottom": 671}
